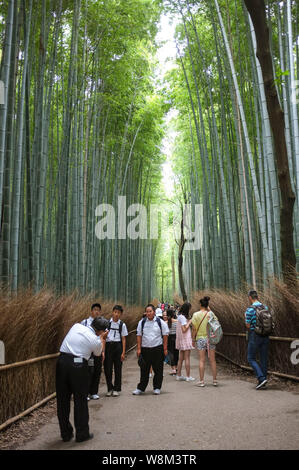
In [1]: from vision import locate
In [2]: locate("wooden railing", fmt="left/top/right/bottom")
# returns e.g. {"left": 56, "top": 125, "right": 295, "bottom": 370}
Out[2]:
{"left": 0, "top": 329, "right": 138, "bottom": 431}
{"left": 216, "top": 332, "right": 299, "bottom": 382}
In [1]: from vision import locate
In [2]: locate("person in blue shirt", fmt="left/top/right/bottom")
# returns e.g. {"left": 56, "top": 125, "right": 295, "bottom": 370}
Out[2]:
{"left": 245, "top": 290, "right": 269, "bottom": 390}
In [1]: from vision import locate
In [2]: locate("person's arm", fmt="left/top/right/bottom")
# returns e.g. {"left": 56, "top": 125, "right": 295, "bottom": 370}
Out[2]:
{"left": 245, "top": 308, "right": 252, "bottom": 330}
{"left": 121, "top": 335, "right": 126, "bottom": 361}
{"left": 191, "top": 320, "right": 197, "bottom": 345}
{"left": 136, "top": 335, "right": 142, "bottom": 357}
{"left": 163, "top": 335, "right": 168, "bottom": 357}
{"left": 101, "top": 331, "right": 108, "bottom": 361}
{"left": 181, "top": 319, "right": 192, "bottom": 333}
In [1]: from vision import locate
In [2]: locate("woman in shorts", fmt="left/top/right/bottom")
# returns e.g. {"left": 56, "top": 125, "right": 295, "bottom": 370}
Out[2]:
{"left": 191, "top": 296, "right": 217, "bottom": 387}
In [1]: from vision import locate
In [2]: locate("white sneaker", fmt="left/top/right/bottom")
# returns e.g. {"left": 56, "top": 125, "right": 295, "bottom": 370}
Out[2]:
{"left": 132, "top": 389, "right": 144, "bottom": 395}
{"left": 176, "top": 376, "right": 186, "bottom": 381}
{"left": 195, "top": 381, "right": 205, "bottom": 387}
{"left": 112, "top": 391, "right": 119, "bottom": 397}
{"left": 106, "top": 390, "right": 113, "bottom": 397}
{"left": 153, "top": 389, "right": 161, "bottom": 395}
{"left": 90, "top": 394, "right": 100, "bottom": 400}
{"left": 186, "top": 376, "right": 195, "bottom": 382}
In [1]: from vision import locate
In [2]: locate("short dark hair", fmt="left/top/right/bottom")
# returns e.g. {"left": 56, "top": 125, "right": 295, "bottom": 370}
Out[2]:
{"left": 91, "top": 303, "right": 101, "bottom": 311}
{"left": 113, "top": 304, "right": 123, "bottom": 313}
{"left": 91, "top": 316, "right": 109, "bottom": 332}
{"left": 145, "top": 304, "right": 155, "bottom": 312}
{"left": 248, "top": 290, "right": 258, "bottom": 299}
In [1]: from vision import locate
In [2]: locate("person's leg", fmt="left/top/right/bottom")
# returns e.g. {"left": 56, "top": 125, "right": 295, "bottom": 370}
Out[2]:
{"left": 174, "top": 344, "right": 179, "bottom": 369}
{"left": 71, "top": 362, "right": 90, "bottom": 441}
{"left": 209, "top": 349, "right": 217, "bottom": 381}
{"left": 152, "top": 346, "right": 164, "bottom": 390}
{"left": 169, "top": 335, "right": 178, "bottom": 373}
{"left": 177, "top": 350, "right": 184, "bottom": 377}
{"left": 198, "top": 349, "right": 206, "bottom": 382}
{"left": 104, "top": 343, "right": 114, "bottom": 392}
{"left": 247, "top": 331, "right": 265, "bottom": 381}
{"left": 137, "top": 348, "right": 151, "bottom": 392}
{"left": 113, "top": 343, "right": 123, "bottom": 392}
{"left": 258, "top": 336, "right": 269, "bottom": 380}
{"left": 89, "top": 354, "right": 102, "bottom": 395}
{"left": 184, "top": 350, "right": 191, "bottom": 377}
{"left": 55, "top": 355, "right": 73, "bottom": 440}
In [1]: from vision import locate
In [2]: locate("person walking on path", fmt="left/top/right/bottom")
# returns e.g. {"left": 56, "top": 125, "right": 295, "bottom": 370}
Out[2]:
{"left": 104, "top": 305, "right": 128, "bottom": 397}
{"left": 245, "top": 290, "right": 271, "bottom": 390}
{"left": 81, "top": 303, "right": 105, "bottom": 400}
{"left": 175, "top": 302, "right": 195, "bottom": 382}
{"left": 56, "top": 317, "right": 109, "bottom": 443}
{"left": 167, "top": 308, "right": 179, "bottom": 375}
{"left": 191, "top": 296, "right": 217, "bottom": 387}
{"left": 133, "top": 304, "right": 169, "bottom": 395}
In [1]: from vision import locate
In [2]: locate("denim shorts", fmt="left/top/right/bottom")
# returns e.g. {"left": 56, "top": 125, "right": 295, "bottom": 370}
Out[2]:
{"left": 196, "top": 337, "right": 216, "bottom": 350}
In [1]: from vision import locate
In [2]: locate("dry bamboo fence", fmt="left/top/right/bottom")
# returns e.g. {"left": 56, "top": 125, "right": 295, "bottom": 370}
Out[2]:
{"left": 0, "top": 330, "right": 138, "bottom": 431}
{"left": 217, "top": 333, "right": 299, "bottom": 380}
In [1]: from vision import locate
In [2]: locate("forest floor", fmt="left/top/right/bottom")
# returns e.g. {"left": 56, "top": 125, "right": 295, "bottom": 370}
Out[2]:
{"left": 1, "top": 350, "right": 298, "bottom": 451}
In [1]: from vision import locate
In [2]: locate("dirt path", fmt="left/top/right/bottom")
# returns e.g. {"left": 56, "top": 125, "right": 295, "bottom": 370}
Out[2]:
{"left": 15, "top": 350, "right": 299, "bottom": 451}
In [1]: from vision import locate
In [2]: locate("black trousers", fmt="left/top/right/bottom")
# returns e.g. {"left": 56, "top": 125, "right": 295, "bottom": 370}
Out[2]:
{"left": 168, "top": 334, "right": 179, "bottom": 367}
{"left": 88, "top": 354, "right": 102, "bottom": 395}
{"left": 137, "top": 345, "right": 164, "bottom": 392}
{"left": 56, "top": 353, "right": 89, "bottom": 441}
{"left": 104, "top": 342, "right": 122, "bottom": 392}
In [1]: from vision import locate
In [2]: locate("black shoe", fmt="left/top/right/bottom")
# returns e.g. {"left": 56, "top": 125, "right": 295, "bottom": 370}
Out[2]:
{"left": 62, "top": 432, "right": 74, "bottom": 442}
{"left": 76, "top": 433, "right": 94, "bottom": 443}
{"left": 256, "top": 379, "right": 267, "bottom": 390}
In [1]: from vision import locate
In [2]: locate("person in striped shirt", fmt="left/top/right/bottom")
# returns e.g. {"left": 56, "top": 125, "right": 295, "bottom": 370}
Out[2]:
{"left": 245, "top": 290, "right": 269, "bottom": 390}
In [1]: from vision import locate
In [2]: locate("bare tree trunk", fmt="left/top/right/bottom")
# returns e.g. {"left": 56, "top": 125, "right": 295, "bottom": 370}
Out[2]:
{"left": 244, "top": 0, "right": 296, "bottom": 285}
{"left": 178, "top": 207, "right": 187, "bottom": 302}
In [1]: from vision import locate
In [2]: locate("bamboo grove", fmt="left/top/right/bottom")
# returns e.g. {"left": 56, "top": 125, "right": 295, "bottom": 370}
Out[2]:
{"left": 0, "top": 0, "right": 167, "bottom": 304}
{"left": 0, "top": 0, "right": 298, "bottom": 304}
{"left": 165, "top": 0, "right": 299, "bottom": 294}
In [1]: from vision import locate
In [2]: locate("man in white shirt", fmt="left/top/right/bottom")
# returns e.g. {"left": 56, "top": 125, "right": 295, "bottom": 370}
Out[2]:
{"left": 133, "top": 304, "right": 169, "bottom": 396}
{"left": 81, "top": 303, "right": 104, "bottom": 400}
{"left": 104, "top": 305, "right": 128, "bottom": 397}
{"left": 155, "top": 306, "right": 163, "bottom": 318}
{"left": 56, "top": 316, "right": 109, "bottom": 443}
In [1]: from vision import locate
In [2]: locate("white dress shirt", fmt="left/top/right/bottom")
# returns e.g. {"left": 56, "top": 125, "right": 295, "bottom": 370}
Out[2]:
{"left": 60, "top": 323, "right": 102, "bottom": 361}
{"left": 106, "top": 319, "right": 128, "bottom": 342}
{"left": 155, "top": 308, "right": 163, "bottom": 317}
{"left": 80, "top": 316, "right": 93, "bottom": 327}
{"left": 137, "top": 316, "right": 169, "bottom": 348}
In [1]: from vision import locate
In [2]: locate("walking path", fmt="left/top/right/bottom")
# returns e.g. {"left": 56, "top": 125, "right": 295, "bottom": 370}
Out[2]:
{"left": 17, "top": 350, "right": 299, "bottom": 450}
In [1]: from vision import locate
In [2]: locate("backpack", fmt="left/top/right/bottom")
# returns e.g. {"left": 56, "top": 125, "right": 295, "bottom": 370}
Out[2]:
{"left": 141, "top": 316, "right": 163, "bottom": 337}
{"left": 252, "top": 304, "right": 274, "bottom": 336}
{"left": 207, "top": 311, "right": 223, "bottom": 345}
{"left": 108, "top": 320, "right": 124, "bottom": 339}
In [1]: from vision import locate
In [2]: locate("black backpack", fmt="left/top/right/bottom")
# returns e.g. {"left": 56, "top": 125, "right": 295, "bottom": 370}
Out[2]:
{"left": 252, "top": 304, "right": 275, "bottom": 336}
{"left": 141, "top": 316, "right": 163, "bottom": 337}
{"left": 108, "top": 320, "right": 124, "bottom": 339}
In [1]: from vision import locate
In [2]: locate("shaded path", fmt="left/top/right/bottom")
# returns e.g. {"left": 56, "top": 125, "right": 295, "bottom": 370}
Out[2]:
{"left": 17, "top": 350, "right": 299, "bottom": 450}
